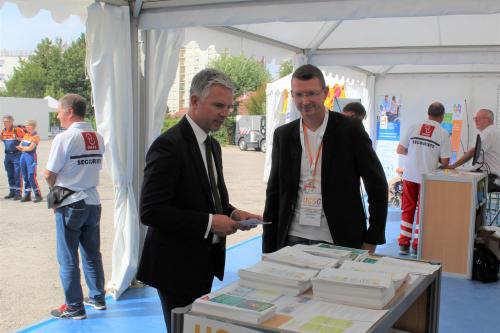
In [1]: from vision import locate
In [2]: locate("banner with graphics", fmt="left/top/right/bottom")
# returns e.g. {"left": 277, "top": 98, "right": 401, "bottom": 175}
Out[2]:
{"left": 376, "top": 95, "right": 401, "bottom": 180}
{"left": 442, "top": 102, "right": 463, "bottom": 163}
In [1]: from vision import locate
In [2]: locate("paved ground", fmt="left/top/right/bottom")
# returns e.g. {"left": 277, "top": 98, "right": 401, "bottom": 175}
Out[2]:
{"left": 0, "top": 140, "right": 266, "bottom": 332}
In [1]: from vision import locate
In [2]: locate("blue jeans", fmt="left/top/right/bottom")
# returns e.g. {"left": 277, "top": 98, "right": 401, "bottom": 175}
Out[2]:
{"left": 55, "top": 200, "right": 105, "bottom": 308}
{"left": 4, "top": 152, "right": 21, "bottom": 195}
{"left": 20, "top": 152, "right": 41, "bottom": 196}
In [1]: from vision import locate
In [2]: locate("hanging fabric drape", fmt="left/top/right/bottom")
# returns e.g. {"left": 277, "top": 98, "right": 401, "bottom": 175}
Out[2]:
{"left": 86, "top": 2, "right": 139, "bottom": 299}
{"left": 144, "top": 29, "right": 185, "bottom": 150}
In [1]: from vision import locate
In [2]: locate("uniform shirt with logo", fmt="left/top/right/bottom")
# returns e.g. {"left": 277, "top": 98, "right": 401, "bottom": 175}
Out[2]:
{"left": 46, "top": 122, "right": 105, "bottom": 206}
{"left": 400, "top": 119, "right": 451, "bottom": 184}
{"left": 1, "top": 127, "right": 25, "bottom": 153}
{"left": 480, "top": 125, "right": 500, "bottom": 176}
{"left": 20, "top": 131, "right": 40, "bottom": 154}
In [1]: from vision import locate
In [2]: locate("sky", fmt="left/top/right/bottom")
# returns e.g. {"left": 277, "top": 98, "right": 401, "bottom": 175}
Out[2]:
{"left": 0, "top": 2, "right": 86, "bottom": 51}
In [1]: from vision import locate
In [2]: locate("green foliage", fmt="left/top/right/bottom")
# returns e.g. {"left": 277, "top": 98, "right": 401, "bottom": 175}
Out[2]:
{"left": 209, "top": 54, "right": 271, "bottom": 98}
{"left": 279, "top": 59, "right": 293, "bottom": 78}
{"left": 162, "top": 116, "right": 181, "bottom": 132}
{"left": 213, "top": 115, "right": 236, "bottom": 146}
{"left": 5, "top": 61, "right": 48, "bottom": 97}
{"left": 3, "top": 34, "right": 93, "bottom": 119}
{"left": 246, "top": 86, "right": 266, "bottom": 115}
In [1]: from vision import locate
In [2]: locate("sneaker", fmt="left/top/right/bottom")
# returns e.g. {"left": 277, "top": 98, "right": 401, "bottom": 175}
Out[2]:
{"left": 20, "top": 194, "right": 31, "bottom": 202}
{"left": 84, "top": 297, "right": 106, "bottom": 310}
{"left": 13, "top": 195, "right": 22, "bottom": 200}
{"left": 50, "top": 304, "right": 86, "bottom": 320}
{"left": 4, "top": 193, "right": 15, "bottom": 199}
{"left": 399, "top": 245, "right": 409, "bottom": 255}
{"left": 411, "top": 247, "right": 418, "bottom": 257}
{"left": 32, "top": 195, "right": 43, "bottom": 203}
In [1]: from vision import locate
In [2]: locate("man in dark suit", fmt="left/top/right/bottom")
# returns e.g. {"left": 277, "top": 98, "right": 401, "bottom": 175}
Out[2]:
{"left": 138, "top": 69, "right": 261, "bottom": 332}
{"left": 263, "top": 64, "right": 388, "bottom": 254}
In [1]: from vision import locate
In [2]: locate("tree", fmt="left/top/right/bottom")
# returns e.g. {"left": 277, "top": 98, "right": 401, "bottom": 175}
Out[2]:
{"left": 246, "top": 86, "right": 266, "bottom": 115}
{"left": 3, "top": 34, "right": 93, "bottom": 119}
{"left": 279, "top": 59, "right": 293, "bottom": 78}
{"left": 4, "top": 61, "right": 48, "bottom": 97}
{"left": 209, "top": 54, "right": 271, "bottom": 98}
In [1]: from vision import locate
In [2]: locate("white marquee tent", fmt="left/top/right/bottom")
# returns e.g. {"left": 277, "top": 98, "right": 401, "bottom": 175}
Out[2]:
{"left": 4, "top": 0, "right": 500, "bottom": 299}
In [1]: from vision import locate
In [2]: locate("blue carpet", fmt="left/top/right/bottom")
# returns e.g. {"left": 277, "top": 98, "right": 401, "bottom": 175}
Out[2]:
{"left": 18, "top": 212, "right": 500, "bottom": 333}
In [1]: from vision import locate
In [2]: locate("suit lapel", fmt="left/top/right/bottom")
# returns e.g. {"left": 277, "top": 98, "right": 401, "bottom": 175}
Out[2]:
{"left": 321, "top": 112, "right": 335, "bottom": 188}
{"left": 290, "top": 120, "right": 302, "bottom": 190}
{"left": 180, "top": 117, "right": 213, "bottom": 207}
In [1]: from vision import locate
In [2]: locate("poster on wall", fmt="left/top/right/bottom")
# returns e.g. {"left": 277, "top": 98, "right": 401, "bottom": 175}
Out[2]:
{"left": 376, "top": 95, "right": 401, "bottom": 141}
{"left": 442, "top": 102, "right": 464, "bottom": 163}
{"left": 376, "top": 95, "right": 401, "bottom": 180}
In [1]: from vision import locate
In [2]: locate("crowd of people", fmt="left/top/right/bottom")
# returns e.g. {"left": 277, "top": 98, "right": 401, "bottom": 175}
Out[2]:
{"left": 2, "top": 65, "right": 499, "bottom": 332}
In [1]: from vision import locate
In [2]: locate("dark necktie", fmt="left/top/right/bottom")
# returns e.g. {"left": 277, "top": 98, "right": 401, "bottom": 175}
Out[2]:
{"left": 205, "top": 136, "right": 223, "bottom": 214}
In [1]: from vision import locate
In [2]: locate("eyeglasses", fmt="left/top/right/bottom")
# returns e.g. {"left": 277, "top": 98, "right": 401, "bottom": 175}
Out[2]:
{"left": 291, "top": 91, "right": 323, "bottom": 99}
{"left": 473, "top": 116, "right": 489, "bottom": 120}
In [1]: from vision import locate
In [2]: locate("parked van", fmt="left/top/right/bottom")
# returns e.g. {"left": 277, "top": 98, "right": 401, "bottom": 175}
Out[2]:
{"left": 234, "top": 115, "right": 266, "bottom": 152}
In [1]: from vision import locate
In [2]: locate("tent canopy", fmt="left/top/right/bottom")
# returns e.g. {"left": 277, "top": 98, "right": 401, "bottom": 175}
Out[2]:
{"left": 5, "top": 0, "right": 500, "bottom": 74}
{"left": 5, "top": 0, "right": 500, "bottom": 299}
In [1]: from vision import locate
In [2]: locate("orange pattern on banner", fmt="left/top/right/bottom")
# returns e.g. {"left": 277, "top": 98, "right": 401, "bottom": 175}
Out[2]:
{"left": 324, "top": 84, "right": 346, "bottom": 109}
{"left": 450, "top": 120, "right": 463, "bottom": 151}
{"left": 281, "top": 89, "right": 288, "bottom": 114}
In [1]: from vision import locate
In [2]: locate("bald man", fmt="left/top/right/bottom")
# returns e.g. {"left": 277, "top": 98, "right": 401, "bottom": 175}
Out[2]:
{"left": 446, "top": 109, "right": 500, "bottom": 192}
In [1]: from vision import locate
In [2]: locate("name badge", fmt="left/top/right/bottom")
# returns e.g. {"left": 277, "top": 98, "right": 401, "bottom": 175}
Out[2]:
{"left": 299, "top": 179, "right": 322, "bottom": 226}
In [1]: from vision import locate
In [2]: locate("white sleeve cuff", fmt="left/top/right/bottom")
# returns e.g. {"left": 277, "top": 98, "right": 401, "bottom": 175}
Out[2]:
{"left": 204, "top": 214, "right": 213, "bottom": 239}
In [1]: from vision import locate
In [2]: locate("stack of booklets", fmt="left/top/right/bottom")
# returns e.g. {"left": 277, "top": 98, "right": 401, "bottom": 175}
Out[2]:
{"left": 238, "top": 261, "right": 319, "bottom": 296}
{"left": 339, "top": 261, "right": 410, "bottom": 289}
{"left": 294, "top": 243, "right": 369, "bottom": 262}
{"left": 312, "top": 268, "right": 395, "bottom": 309}
{"left": 263, "top": 246, "right": 339, "bottom": 270}
{"left": 191, "top": 284, "right": 277, "bottom": 324}
{"left": 376, "top": 257, "right": 440, "bottom": 275}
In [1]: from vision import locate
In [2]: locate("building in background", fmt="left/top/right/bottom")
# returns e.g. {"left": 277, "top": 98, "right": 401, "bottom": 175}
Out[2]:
{"left": 0, "top": 50, "right": 31, "bottom": 91}
{"left": 167, "top": 41, "right": 222, "bottom": 113}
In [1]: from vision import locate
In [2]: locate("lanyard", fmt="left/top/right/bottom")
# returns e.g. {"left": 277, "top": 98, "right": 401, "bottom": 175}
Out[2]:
{"left": 303, "top": 125, "right": 323, "bottom": 178}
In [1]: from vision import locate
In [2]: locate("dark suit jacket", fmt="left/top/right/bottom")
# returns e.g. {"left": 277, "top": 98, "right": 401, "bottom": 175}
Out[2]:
{"left": 263, "top": 111, "right": 388, "bottom": 253}
{"left": 137, "top": 116, "right": 234, "bottom": 297}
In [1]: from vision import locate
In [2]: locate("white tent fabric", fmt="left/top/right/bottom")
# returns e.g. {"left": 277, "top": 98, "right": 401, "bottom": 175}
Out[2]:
{"left": 5, "top": 0, "right": 500, "bottom": 300}
{"left": 86, "top": 2, "right": 139, "bottom": 299}
{"left": 44, "top": 96, "right": 59, "bottom": 109}
{"left": 144, "top": 29, "right": 185, "bottom": 149}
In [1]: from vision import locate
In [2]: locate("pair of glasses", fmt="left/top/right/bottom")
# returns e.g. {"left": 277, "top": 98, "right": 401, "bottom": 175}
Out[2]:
{"left": 473, "top": 116, "right": 488, "bottom": 120}
{"left": 291, "top": 91, "right": 323, "bottom": 99}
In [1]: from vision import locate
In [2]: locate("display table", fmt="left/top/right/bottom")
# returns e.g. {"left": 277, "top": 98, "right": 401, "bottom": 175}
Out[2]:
{"left": 419, "top": 170, "right": 487, "bottom": 278}
{"left": 172, "top": 260, "right": 441, "bottom": 333}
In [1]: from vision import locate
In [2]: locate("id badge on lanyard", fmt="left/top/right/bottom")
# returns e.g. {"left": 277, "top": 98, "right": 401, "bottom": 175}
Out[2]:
{"left": 299, "top": 121, "right": 324, "bottom": 227}
{"left": 300, "top": 178, "right": 322, "bottom": 226}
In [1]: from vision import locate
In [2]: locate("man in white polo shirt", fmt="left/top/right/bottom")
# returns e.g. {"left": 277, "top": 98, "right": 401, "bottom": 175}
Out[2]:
{"left": 396, "top": 102, "right": 451, "bottom": 256}
{"left": 44, "top": 94, "right": 106, "bottom": 319}
{"left": 446, "top": 108, "right": 500, "bottom": 193}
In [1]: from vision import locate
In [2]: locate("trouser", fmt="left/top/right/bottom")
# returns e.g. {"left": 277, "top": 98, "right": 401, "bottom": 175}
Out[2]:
{"left": 55, "top": 201, "right": 105, "bottom": 308}
{"left": 398, "top": 179, "right": 421, "bottom": 249}
{"left": 3, "top": 152, "right": 21, "bottom": 196}
{"left": 20, "top": 152, "right": 41, "bottom": 197}
{"left": 286, "top": 235, "right": 333, "bottom": 247}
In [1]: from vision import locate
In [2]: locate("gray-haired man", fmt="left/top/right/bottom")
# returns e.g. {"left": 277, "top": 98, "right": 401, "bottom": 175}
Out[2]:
{"left": 137, "top": 68, "right": 261, "bottom": 332}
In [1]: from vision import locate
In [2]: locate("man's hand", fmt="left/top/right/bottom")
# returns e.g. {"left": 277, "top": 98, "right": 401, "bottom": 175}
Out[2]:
{"left": 232, "top": 209, "right": 263, "bottom": 230}
{"left": 361, "top": 242, "right": 377, "bottom": 253}
{"left": 440, "top": 164, "right": 456, "bottom": 169}
{"left": 211, "top": 214, "right": 239, "bottom": 236}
